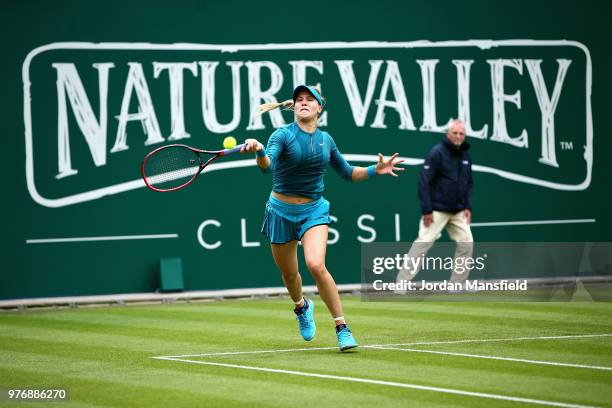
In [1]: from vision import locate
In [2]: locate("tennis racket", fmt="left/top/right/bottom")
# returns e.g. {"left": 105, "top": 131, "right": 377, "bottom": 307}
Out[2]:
{"left": 141, "top": 143, "right": 245, "bottom": 192}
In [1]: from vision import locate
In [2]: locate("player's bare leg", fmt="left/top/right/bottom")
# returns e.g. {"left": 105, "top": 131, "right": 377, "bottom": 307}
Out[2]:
{"left": 302, "top": 224, "right": 357, "bottom": 350}
{"left": 301, "top": 225, "right": 344, "bottom": 324}
{"left": 271, "top": 239, "right": 316, "bottom": 341}
{"left": 271, "top": 240, "right": 303, "bottom": 304}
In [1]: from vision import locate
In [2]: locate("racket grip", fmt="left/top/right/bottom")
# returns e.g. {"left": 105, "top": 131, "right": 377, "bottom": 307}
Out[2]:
{"left": 222, "top": 143, "right": 246, "bottom": 155}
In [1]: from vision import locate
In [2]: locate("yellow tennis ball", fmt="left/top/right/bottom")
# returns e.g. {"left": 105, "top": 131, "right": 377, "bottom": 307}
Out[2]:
{"left": 223, "top": 136, "right": 237, "bottom": 149}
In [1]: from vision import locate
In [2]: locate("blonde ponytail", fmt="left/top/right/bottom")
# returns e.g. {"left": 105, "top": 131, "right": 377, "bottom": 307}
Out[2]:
{"left": 257, "top": 86, "right": 325, "bottom": 116}
{"left": 258, "top": 99, "right": 294, "bottom": 115}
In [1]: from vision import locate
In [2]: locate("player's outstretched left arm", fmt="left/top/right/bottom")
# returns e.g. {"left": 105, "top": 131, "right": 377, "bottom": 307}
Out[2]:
{"left": 352, "top": 153, "right": 405, "bottom": 181}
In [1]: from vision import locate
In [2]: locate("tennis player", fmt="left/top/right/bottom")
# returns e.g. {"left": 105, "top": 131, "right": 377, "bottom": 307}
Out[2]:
{"left": 241, "top": 85, "right": 403, "bottom": 351}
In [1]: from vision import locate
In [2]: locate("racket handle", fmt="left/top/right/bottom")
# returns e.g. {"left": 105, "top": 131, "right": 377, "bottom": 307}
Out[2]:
{"left": 221, "top": 143, "right": 246, "bottom": 155}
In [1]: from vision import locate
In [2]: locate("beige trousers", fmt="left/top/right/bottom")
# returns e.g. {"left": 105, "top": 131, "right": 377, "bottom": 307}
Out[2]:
{"left": 397, "top": 210, "right": 474, "bottom": 284}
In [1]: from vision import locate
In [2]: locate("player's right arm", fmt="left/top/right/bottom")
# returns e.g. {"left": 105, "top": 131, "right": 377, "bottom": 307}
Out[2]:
{"left": 243, "top": 128, "right": 285, "bottom": 172}
{"left": 243, "top": 138, "right": 269, "bottom": 169}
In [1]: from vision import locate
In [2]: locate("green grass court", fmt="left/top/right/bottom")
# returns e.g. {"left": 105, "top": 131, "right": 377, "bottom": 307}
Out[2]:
{"left": 1, "top": 297, "right": 611, "bottom": 407}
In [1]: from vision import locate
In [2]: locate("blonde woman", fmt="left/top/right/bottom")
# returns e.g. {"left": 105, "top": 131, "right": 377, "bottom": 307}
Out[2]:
{"left": 241, "top": 85, "right": 403, "bottom": 351}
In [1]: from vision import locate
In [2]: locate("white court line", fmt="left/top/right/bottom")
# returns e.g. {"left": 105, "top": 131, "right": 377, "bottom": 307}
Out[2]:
{"left": 470, "top": 219, "right": 596, "bottom": 227}
{"left": 156, "top": 333, "right": 612, "bottom": 359}
{"left": 369, "top": 346, "right": 612, "bottom": 371}
{"left": 154, "top": 356, "right": 597, "bottom": 408}
{"left": 161, "top": 346, "right": 338, "bottom": 358}
{"left": 26, "top": 234, "right": 179, "bottom": 244}
{"left": 369, "top": 333, "right": 612, "bottom": 348}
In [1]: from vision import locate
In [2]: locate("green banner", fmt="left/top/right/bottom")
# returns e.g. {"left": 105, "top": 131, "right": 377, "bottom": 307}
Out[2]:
{"left": 1, "top": 0, "right": 610, "bottom": 299}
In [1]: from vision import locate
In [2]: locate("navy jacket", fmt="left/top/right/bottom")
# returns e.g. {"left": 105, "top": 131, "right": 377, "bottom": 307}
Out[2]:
{"left": 418, "top": 137, "right": 473, "bottom": 214}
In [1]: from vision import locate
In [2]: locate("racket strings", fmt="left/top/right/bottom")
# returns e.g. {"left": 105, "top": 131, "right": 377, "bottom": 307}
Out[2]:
{"left": 144, "top": 147, "right": 201, "bottom": 190}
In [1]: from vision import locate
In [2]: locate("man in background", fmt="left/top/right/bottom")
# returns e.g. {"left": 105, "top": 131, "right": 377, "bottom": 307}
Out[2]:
{"left": 396, "top": 120, "right": 474, "bottom": 286}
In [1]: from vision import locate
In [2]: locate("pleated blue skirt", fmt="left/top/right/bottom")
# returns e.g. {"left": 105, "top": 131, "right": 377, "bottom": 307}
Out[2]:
{"left": 261, "top": 194, "right": 333, "bottom": 244}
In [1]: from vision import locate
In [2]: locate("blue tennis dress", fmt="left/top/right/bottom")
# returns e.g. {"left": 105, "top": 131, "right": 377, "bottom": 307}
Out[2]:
{"left": 261, "top": 122, "right": 354, "bottom": 244}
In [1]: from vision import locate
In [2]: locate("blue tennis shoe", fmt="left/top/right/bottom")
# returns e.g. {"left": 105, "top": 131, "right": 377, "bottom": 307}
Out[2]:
{"left": 336, "top": 325, "right": 358, "bottom": 351}
{"left": 294, "top": 298, "right": 316, "bottom": 341}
